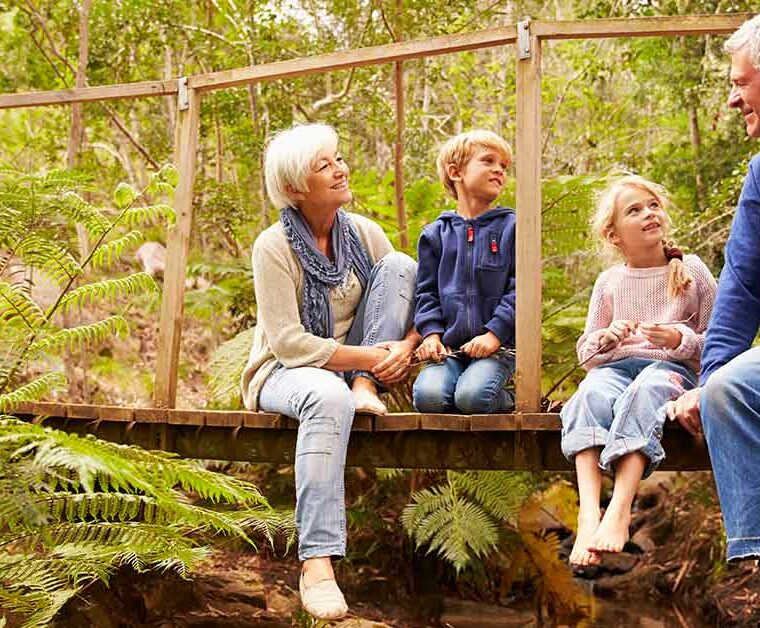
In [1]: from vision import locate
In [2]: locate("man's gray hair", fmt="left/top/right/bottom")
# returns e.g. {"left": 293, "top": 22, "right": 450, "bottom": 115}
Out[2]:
{"left": 725, "top": 15, "right": 760, "bottom": 69}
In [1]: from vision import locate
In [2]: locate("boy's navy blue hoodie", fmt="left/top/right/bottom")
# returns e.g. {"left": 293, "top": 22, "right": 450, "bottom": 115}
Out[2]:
{"left": 414, "top": 206, "right": 516, "bottom": 350}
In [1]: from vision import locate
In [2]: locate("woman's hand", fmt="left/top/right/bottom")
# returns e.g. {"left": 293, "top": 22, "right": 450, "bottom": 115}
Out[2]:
{"left": 415, "top": 334, "right": 449, "bottom": 363}
{"left": 638, "top": 323, "right": 682, "bottom": 350}
{"left": 461, "top": 331, "right": 501, "bottom": 359}
{"left": 598, "top": 320, "right": 637, "bottom": 351}
{"left": 371, "top": 339, "right": 416, "bottom": 384}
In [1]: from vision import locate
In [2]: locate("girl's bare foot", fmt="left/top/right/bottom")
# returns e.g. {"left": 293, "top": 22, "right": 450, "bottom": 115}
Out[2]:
{"left": 569, "top": 511, "right": 602, "bottom": 566}
{"left": 590, "top": 505, "right": 630, "bottom": 553}
{"left": 352, "top": 378, "right": 387, "bottom": 414}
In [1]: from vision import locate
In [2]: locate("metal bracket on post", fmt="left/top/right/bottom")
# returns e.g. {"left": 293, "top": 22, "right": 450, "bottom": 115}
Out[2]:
{"left": 517, "top": 18, "right": 531, "bottom": 60}
{"left": 177, "top": 76, "right": 189, "bottom": 111}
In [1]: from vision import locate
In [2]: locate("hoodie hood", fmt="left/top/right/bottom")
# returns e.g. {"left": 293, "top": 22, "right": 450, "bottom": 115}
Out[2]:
{"left": 437, "top": 206, "right": 514, "bottom": 225}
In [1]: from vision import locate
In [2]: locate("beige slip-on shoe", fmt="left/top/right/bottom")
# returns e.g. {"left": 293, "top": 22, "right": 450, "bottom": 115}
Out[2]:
{"left": 299, "top": 572, "right": 349, "bottom": 620}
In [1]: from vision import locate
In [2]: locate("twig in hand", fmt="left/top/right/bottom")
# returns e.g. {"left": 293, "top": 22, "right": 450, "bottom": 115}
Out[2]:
{"left": 542, "top": 313, "right": 696, "bottom": 404}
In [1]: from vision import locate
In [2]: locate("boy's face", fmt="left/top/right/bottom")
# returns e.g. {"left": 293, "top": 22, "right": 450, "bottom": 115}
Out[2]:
{"left": 452, "top": 146, "right": 509, "bottom": 205}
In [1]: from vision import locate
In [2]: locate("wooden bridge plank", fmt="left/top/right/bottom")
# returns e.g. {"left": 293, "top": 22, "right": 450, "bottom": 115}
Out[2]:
{"left": 374, "top": 414, "right": 421, "bottom": 431}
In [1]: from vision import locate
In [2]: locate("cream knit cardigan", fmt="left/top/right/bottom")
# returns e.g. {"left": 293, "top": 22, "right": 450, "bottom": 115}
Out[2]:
{"left": 240, "top": 212, "right": 393, "bottom": 411}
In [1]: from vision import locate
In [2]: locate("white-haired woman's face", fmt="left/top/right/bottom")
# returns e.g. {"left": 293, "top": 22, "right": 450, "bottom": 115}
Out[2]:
{"left": 291, "top": 147, "right": 351, "bottom": 211}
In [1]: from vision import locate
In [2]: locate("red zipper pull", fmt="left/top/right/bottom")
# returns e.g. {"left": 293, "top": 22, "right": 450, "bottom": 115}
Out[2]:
{"left": 467, "top": 225, "right": 474, "bottom": 243}
{"left": 491, "top": 236, "right": 498, "bottom": 254}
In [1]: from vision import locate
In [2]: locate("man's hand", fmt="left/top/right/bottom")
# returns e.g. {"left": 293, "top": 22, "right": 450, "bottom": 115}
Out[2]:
{"left": 461, "top": 331, "right": 501, "bottom": 359}
{"left": 639, "top": 323, "right": 682, "bottom": 350}
{"left": 598, "top": 320, "right": 638, "bottom": 352}
{"left": 666, "top": 387, "right": 702, "bottom": 436}
{"left": 372, "top": 339, "right": 416, "bottom": 384}
{"left": 416, "top": 334, "right": 449, "bottom": 363}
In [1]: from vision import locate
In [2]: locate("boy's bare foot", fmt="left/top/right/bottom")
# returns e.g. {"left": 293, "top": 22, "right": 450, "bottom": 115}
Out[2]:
{"left": 569, "top": 511, "right": 602, "bottom": 566}
{"left": 590, "top": 505, "right": 630, "bottom": 553}
{"left": 352, "top": 378, "right": 387, "bottom": 414}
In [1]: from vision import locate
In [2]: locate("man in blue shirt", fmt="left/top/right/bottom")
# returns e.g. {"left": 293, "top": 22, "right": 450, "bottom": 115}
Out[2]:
{"left": 668, "top": 14, "right": 760, "bottom": 561}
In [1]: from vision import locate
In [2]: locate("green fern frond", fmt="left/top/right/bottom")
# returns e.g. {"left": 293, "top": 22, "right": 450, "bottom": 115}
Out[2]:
{"left": 58, "top": 191, "right": 110, "bottom": 239}
{"left": 121, "top": 204, "right": 175, "bottom": 228}
{"left": 452, "top": 471, "right": 536, "bottom": 524}
{"left": 90, "top": 230, "right": 144, "bottom": 269}
{"left": 17, "top": 235, "right": 82, "bottom": 285}
{"left": 401, "top": 476, "right": 500, "bottom": 572}
{"left": 0, "top": 282, "right": 47, "bottom": 330}
{"left": 58, "top": 274, "right": 157, "bottom": 313}
{"left": 206, "top": 327, "right": 254, "bottom": 409}
{"left": 29, "top": 316, "right": 129, "bottom": 355}
{"left": 0, "top": 373, "right": 66, "bottom": 412}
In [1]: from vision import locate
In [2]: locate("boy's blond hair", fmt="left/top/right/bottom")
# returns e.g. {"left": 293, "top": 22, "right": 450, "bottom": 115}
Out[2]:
{"left": 436, "top": 130, "right": 513, "bottom": 199}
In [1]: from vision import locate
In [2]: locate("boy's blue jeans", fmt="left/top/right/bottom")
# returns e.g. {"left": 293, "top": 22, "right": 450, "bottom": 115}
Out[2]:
{"left": 258, "top": 252, "right": 416, "bottom": 560}
{"left": 560, "top": 358, "right": 697, "bottom": 479}
{"left": 701, "top": 346, "right": 760, "bottom": 561}
{"left": 412, "top": 352, "right": 516, "bottom": 414}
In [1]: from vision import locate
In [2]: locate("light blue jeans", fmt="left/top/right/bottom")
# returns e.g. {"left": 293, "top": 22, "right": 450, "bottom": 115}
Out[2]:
{"left": 258, "top": 252, "right": 416, "bottom": 560}
{"left": 701, "top": 346, "right": 760, "bottom": 561}
{"left": 560, "top": 358, "right": 697, "bottom": 479}
{"left": 412, "top": 352, "right": 516, "bottom": 414}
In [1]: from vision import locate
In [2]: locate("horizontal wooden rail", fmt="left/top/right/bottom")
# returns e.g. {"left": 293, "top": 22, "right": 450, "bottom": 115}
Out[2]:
{"left": 188, "top": 26, "right": 519, "bottom": 91}
{"left": 12, "top": 402, "right": 711, "bottom": 471}
{"left": 0, "top": 79, "right": 179, "bottom": 110}
{"left": 532, "top": 13, "right": 751, "bottom": 40}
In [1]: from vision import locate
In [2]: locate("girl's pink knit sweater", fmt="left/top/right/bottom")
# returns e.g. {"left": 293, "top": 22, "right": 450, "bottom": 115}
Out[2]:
{"left": 577, "top": 254, "right": 717, "bottom": 372}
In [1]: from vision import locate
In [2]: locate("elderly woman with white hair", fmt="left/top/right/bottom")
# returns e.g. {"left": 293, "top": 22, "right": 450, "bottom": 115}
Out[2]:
{"left": 240, "top": 123, "right": 419, "bottom": 619}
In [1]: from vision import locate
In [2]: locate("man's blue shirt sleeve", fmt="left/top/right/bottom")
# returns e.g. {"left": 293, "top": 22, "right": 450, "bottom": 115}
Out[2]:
{"left": 701, "top": 154, "right": 760, "bottom": 385}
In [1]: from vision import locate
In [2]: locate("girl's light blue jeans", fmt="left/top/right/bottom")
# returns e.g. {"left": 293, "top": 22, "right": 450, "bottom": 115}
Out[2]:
{"left": 560, "top": 357, "right": 697, "bottom": 479}
{"left": 258, "top": 252, "right": 416, "bottom": 560}
{"left": 701, "top": 346, "right": 760, "bottom": 561}
{"left": 412, "top": 352, "right": 516, "bottom": 414}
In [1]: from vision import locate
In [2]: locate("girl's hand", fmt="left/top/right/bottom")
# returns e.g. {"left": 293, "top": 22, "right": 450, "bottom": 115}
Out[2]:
{"left": 639, "top": 323, "right": 682, "bottom": 350}
{"left": 461, "top": 331, "right": 501, "bottom": 359}
{"left": 372, "top": 339, "right": 415, "bottom": 384}
{"left": 598, "top": 320, "right": 637, "bottom": 351}
{"left": 416, "top": 334, "right": 449, "bottom": 363}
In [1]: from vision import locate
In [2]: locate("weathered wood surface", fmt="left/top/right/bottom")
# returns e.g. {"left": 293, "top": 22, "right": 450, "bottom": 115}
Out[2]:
{"left": 515, "top": 27, "right": 543, "bottom": 412}
{"left": 532, "top": 13, "right": 751, "bottom": 40}
{"left": 13, "top": 402, "right": 711, "bottom": 470}
{"left": 0, "top": 80, "right": 178, "bottom": 109}
{"left": 153, "top": 86, "right": 201, "bottom": 408}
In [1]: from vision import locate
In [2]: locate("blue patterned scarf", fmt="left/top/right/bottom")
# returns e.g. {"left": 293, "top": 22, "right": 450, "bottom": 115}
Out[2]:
{"left": 280, "top": 207, "right": 373, "bottom": 338}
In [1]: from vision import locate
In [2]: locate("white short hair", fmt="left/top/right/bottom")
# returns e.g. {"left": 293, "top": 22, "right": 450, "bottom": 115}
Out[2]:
{"left": 264, "top": 123, "right": 339, "bottom": 210}
{"left": 725, "top": 15, "right": 760, "bottom": 69}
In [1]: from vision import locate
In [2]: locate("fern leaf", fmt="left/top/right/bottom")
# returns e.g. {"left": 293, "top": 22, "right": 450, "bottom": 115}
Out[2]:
{"left": 57, "top": 274, "right": 157, "bottom": 314}
{"left": 206, "top": 327, "right": 254, "bottom": 408}
{"left": 17, "top": 235, "right": 82, "bottom": 285}
{"left": 29, "top": 316, "right": 129, "bottom": 356}
{"left": 90, "top": 230, "right": 144, "bottom": 269}
{"left": 0, "top": 282, "right": 47, "bottom": 330}
{"left": 0, "top": 373, "right": 66, "bottom": 412}
{"left": 452, "top": 471, "right": 536, "bottom": 524}
{"left": 120, "top": 204, "right": 175, "bottom": 228}
{"left": 58, "top": 191, "right": 110, "bottom": 239}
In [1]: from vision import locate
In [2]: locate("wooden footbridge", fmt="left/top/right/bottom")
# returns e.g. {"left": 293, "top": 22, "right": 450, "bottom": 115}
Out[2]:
{"left": 7, "top": 13, "right": 750, "bottom": 470}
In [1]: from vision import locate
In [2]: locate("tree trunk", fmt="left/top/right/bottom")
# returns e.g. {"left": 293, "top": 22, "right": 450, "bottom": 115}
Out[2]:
{"left": 65, "top": 0, "right": 92, "bottom": 402}
{"left": 688, "top": 103, "right": 706, "bottom": 210}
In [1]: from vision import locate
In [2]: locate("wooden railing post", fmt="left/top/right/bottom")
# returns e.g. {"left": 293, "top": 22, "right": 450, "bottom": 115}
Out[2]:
{"left": 515, "top": 19, "right": 542, "bottom": 413}
{"left": 154, "top": 80, "right": 201, "bottom": 408}
{"left": 393, "top": 0, "right": 408, "bottom": 249}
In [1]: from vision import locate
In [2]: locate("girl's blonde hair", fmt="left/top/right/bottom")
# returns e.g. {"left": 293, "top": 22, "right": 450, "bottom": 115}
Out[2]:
{"left": 593, "top": 175, "right": 692, "bottom": 299}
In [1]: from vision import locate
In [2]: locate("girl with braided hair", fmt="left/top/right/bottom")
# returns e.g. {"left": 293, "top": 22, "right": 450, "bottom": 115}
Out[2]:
{"left": 561, "top": 175, "right": 716, "bottom": 566}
